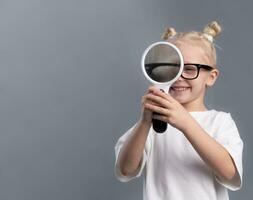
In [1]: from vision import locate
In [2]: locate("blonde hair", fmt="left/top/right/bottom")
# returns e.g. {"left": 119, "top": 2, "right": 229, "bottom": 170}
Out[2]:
{"left": 161, "top": 21, "right": 222, "bottom": 67}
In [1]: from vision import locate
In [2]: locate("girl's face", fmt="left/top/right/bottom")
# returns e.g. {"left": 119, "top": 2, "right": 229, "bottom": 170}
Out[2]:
{"left": 169, "top": 40, "right": 219, "bottom": 111}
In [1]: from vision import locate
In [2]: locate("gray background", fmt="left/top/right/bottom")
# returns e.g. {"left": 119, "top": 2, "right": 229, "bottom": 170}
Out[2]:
{"left": 0, "top": 0, "right": 252, "bottom": 199}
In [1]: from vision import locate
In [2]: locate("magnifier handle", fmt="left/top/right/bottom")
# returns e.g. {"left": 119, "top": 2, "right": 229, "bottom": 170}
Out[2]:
{"left": 152, "top": 116, "right": 167, "bottom": 133}
{"left": 152, "top": 88, "right": 168, "bottom": 133}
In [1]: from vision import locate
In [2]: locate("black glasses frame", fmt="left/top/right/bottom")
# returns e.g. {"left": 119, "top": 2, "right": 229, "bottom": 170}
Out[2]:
{"left": 145, "top": 63, "right": 214, "bottom": 80}
{"left": 182, "top": 63, "right": 214, "bottom": 80}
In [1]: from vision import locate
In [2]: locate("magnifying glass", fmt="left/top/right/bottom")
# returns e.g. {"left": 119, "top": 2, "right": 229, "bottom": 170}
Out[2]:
{"left": 141, "top": 41, "right": 184, "bottom": 133}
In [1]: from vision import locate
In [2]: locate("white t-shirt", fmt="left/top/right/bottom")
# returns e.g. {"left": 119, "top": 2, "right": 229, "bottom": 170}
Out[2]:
{"left": 114, "top": 109, "right": 243, "bottom": 200}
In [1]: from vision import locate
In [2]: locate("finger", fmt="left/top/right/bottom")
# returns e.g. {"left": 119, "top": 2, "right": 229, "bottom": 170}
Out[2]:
{"left": 148, "top": 86, "right": 160, "bottom": 94}
{"left": 149, "top": 87, "right": 175, "bottom": 102}
{"left": 144, "top": 103, "right": 169, "bottom": 116}
{"left": 142, "top": 95, "right": 160, "bottom": 107}
{"left": 143, "top": 86, "right": 155, "bottom": 96}
{"left": 146, "top": 93, "right": 171, "bottom": 108}
{"left": 148, "top": 85, "right": 156, "bottom": 91}
{"left": 152, "top": 114, "right": 168, "bottom": 122}
{"left": 144, "top": 100, "right": 160, "bottom": 107}
{"left": 145, "top": 89, "right": 152, "bottom": 94}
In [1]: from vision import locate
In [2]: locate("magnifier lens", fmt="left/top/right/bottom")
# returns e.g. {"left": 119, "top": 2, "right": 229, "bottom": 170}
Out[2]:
{"left": 145, "top": 63, "right": 180, "bottom": 82}
{"left": 144, "top": 44, "right": 181, "bottom": 83}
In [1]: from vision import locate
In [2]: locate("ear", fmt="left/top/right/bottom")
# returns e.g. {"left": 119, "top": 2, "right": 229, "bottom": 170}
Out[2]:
{"left": 206, "top": 69, "right": 219, "bottom": 87}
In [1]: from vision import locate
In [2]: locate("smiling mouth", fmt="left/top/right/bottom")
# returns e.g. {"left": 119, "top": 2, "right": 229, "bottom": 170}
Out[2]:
{"left": 171, "top": 87, "right": 191, "bottom": 91}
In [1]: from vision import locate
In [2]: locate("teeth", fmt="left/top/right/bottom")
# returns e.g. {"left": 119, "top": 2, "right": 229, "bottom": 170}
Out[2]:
{"left": 172, "top": 87, "right": 189, "bottom": 91}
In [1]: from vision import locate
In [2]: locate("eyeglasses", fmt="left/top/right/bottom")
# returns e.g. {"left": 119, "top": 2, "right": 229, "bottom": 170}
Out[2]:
{"left": 145, "top": 63, "right": 214, "bottom": 80}
{"left": 181, "top": 63, "right": 214, "bottom": 80}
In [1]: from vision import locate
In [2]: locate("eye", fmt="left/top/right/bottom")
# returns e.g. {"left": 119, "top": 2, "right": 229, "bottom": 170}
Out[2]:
{"left": 184, "top": 65, "right": 196, "bottom": 71}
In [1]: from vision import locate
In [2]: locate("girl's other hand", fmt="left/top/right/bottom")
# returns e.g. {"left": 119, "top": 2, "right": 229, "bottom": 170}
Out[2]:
{"left": 144, "top": 86, "right": 194, "bottom": 132}
{"left": 139, "top": 86, "right": 160, "bottom": 125}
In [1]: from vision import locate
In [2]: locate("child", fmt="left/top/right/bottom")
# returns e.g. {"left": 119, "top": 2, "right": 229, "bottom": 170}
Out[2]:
{"left": 114, "top": 21, "right": 243, "bottom": 200}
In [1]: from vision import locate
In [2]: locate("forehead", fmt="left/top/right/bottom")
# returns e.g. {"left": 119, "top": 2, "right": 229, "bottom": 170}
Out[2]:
{"left": 173, "top": 40, "right": 210, "bottom": 64}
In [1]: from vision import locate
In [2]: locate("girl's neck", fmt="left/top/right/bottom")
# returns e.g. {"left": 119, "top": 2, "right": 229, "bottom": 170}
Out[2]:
{"left": 182, "top": 104, "right": 208, "bottom": 112}
{"left": 181, "top": 96, "right": 208, "bottom": 112}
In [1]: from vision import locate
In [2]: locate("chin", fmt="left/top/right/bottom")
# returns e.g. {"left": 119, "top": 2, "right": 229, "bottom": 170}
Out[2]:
{"left": 171, "top": 95, "right": 191, "bottom": 104}
{"left": 177, "top": 99, "right": 190, "bottom": 104}
{"left": 169, "top": 90, "right": 187, "bottom": 100}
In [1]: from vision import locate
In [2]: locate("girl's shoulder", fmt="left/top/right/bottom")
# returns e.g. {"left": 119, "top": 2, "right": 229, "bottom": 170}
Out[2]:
{"left": 209, "top": 109, "right": 233, "bottom": 120}
{"left": 189, "top": 109, "right": 230, "bottom": 118}
{"left": 189, "top": 109, "right": 235, "bottom": 126}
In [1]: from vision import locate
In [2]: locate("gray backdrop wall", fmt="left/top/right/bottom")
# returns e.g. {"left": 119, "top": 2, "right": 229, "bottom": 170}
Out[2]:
{"left": 0, "top": 0, "right": 252, "bottom": 199}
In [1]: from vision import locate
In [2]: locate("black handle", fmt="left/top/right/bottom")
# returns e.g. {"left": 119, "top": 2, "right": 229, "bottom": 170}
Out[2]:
{"left": 152, "top": 88, "right": 167, "bottom": 133}
{"left": 152, "top": 113, "right": 167, "bottom": 133}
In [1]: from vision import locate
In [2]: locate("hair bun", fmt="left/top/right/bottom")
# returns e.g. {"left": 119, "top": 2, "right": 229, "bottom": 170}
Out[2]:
{"left": 161, "top": 27, "right": 177, "bottom": 40}
{"left": 203, "top": 21, "right": 222, "bottom": 41}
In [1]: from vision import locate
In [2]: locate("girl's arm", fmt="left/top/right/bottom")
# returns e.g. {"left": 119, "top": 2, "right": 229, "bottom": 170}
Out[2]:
{"left": 181, "top": 118, "right": 237, "bottom": 181}
{"left": 145, "top": 86, "right": 237, "bottom": 182}
{"left": 117, "top": 120, "right": 151, "bottom": 176}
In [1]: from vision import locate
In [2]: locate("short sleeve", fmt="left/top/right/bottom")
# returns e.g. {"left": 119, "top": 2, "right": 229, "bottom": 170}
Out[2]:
{"left": 213, "top": 113, "right": 244, "bottom": 191}
{"left": 114, "top": 123, "right": 151, "bottom": 182}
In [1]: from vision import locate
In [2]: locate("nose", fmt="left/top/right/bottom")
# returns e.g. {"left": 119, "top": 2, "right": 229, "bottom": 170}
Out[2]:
{"left": 177, "top": 74, "right": 185, "bottom": 81}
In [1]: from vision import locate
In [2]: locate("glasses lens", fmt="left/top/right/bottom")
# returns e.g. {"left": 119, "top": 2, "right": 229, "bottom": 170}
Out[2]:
{"left": 182, "top": 64, "right": 198, "bottom": 79}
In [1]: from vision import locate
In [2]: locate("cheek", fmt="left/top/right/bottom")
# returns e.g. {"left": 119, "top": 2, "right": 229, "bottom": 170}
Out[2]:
{"left": 189, "top": 79, "right": 207, "bottom": 93}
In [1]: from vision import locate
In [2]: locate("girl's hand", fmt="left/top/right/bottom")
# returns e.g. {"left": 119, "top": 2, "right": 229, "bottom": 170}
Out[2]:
{"left": 144, "top": 86, "right": 194, "bottom": 132}
{"left": 139, "top": 88, "right": 161, "bottom": 125}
